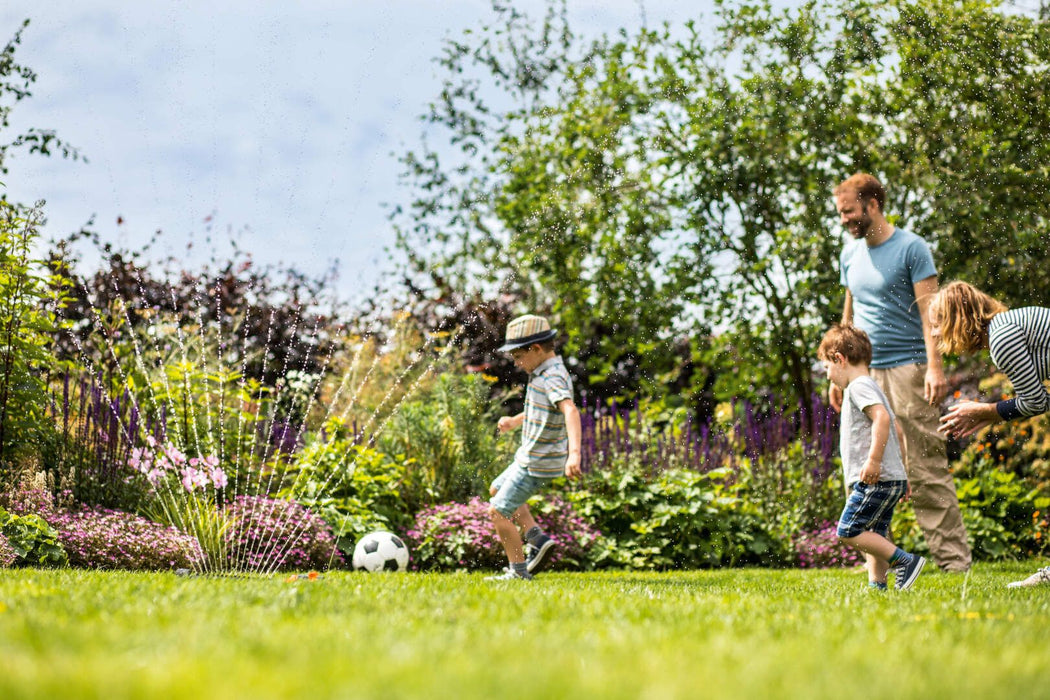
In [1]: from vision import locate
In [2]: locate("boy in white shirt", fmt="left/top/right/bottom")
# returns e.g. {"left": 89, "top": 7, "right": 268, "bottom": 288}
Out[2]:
{"left": 819, "top": 324, "right": 926, "bottom": 591}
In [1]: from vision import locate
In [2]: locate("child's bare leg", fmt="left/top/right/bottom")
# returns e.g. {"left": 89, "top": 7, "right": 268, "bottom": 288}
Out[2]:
{"left": 489, "top": 506, "right": 526, "bottom": 563}
{"left": 865, "top": 552, "right": 889, "bottom": 584}
{"left": 510, "top": 504, "right": 538, "bottom": 536}
{"left": 840, "top": 531, "right": 896, "bottom": 563}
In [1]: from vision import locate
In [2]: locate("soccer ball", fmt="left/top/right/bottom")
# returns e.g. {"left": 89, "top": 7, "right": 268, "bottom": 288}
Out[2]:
{"left": 352, "top": 531, "right": 410, "bottom": 572}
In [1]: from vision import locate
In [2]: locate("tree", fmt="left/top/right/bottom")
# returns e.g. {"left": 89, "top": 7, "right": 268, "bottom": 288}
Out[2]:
{"left": 0, "top": 19, "right": 82, "bottom": 180}
{"left": 392, "top": 0, "right": 1050, "bottom": 412}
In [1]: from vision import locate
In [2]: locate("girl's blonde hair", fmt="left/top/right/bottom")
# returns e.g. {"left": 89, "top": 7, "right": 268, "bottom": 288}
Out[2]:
{"left": 929, "top": 281, "right": 1008, "bottom": 355}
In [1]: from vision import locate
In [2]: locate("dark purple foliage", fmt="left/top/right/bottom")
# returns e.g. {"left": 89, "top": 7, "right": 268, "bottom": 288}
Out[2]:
{"left": 581, "top": 394, "right": 838, "bottom": 480}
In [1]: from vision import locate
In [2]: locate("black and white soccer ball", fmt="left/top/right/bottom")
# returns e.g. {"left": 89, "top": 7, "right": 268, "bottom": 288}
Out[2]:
{"left": 352, "top": 531, "right": 410, "bottom": 572}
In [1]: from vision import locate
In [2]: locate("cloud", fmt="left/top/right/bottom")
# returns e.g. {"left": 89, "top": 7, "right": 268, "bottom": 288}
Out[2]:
{"left": 1, "top": 1, "right": 718, "bottom": 302}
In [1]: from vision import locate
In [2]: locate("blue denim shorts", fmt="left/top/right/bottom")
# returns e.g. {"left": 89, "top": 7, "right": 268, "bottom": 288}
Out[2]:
{"left": 489, "top": 464, "right": 556, "bottom": 518}
{"left": 837, "top": 480, "right": 908, "bottom": 539}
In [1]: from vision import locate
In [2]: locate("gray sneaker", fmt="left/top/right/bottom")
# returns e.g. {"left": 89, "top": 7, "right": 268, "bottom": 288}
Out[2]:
{"left": 484, "top": 568, "right": 532, "bottom": 581}
{"left": 1007, "top": 566, "right": 1050, "bottom": 589}
{"left": 894, "top": 555, "right": 926, "bottom": 591}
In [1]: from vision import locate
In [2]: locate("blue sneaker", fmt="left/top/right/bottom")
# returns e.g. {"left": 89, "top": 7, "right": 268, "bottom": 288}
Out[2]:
{"left": 525, "top": 535, "right": 555, "bottom": 574}
{"left": 894, "top": 555, "right": 926, "bottom": 591}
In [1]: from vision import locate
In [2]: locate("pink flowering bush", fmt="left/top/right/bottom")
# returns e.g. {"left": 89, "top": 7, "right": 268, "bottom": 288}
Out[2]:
{"left": 49, "top": 506, "right": 203, "bottom": 570}
{"left": 405, "top": 495, "right": 601, "bottom": 571}
{"left": 223, "top": 495, "right": 344, "bottom": 572}
{"left": 792, "top": 520, "right": 862, "bottom": 569}
{"left": 0, "top": 482, "right": 59, "bottom": 521}
{"left": 0, "top": 533, "right": 16, "bottom": 568}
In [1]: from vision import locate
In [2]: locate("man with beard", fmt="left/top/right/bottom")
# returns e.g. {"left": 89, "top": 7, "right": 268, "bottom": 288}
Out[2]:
{"left": 830, "top": 173, "right": 971, "bottom": 572}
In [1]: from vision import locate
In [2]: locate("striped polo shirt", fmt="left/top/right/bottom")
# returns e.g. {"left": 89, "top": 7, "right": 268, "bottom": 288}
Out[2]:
{"left": 988, "top": 307, "right": 1050, "bottom": 420}
{"left": 515, "top": 355, "right": 574, "bottom": 476}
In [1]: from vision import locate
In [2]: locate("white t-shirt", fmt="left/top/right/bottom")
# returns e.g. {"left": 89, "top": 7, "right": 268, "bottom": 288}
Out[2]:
{"left": 840, "top": 376, "right": 908, "bottom": 486}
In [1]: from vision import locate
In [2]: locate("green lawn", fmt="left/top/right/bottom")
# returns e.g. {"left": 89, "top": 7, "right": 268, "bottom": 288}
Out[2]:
{"left": 1, "top": 563, "right": 1048, "bottom": 699}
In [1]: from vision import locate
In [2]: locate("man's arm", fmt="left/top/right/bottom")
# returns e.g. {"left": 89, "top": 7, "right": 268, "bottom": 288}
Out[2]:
{"left": 913, "top": 275, "right": 948, "bottom": 405}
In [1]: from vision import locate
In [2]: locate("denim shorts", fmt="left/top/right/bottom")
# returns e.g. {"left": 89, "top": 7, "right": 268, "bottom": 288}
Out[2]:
{"left": 837, "top": 480, "right": 908, "bottom": 539}
{"left": 489, "top": 464, "right": 556, "bottom": 518}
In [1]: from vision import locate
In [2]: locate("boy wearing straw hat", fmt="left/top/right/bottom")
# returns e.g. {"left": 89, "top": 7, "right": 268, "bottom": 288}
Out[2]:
{"left": 486, "top": 314, "right": 582, "bottom": 581}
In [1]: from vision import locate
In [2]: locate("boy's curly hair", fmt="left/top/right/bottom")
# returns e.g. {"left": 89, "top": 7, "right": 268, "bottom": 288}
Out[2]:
{"left": 818, "top": 324, "right": 872, "bottom": 366}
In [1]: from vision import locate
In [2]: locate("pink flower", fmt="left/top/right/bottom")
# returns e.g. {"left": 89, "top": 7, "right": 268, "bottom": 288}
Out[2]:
{"left": 209, "top": 467, "right": 228, "bottom": 490}
{"left": 180, "top": 467, "right": 210, "bottom": 492}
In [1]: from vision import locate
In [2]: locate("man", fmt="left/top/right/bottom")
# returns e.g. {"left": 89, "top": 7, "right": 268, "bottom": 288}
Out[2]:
{"left": 831, "top": 173, "right": 971, "bottom": 572}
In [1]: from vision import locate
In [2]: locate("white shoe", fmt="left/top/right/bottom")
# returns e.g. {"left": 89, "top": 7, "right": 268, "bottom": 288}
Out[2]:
{"left": 1007, "top": 566, "right": 1050, "bottom": 588}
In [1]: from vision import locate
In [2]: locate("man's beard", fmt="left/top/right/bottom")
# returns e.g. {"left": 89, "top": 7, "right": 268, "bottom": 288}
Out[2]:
{"left": 849, "top": 215, "right": 873, "bottom": 239}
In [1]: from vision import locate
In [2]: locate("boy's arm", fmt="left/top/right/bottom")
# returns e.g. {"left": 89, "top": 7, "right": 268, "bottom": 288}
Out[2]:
{"left": 859, "top": 403, "right": 892, "bottom": 485}
{"left": 497, "top": 412, "right": 526, "bottom": 433}
{"left": 558, "top": 398, "right": 582, "bottom": 479}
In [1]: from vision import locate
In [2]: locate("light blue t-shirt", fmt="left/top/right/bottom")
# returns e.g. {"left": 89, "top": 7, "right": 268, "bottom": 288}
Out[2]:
{"left": 840, "top": 227, "right": 937, "bottom": 369}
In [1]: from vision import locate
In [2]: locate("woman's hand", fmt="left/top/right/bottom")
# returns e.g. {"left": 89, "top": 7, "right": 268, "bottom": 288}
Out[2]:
{"left": 939, "top": 400, "right": 1000, "bottom": 438}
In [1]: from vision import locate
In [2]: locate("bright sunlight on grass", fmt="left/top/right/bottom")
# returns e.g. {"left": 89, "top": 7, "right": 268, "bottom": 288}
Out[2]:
{"left": 2, "top": 564, "right": 1048, "bottom": 699}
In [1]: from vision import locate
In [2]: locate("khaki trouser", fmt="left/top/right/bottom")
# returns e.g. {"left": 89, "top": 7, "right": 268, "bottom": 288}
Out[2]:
{"left": 871, "top": 363, "right": 972, "bottom": 572}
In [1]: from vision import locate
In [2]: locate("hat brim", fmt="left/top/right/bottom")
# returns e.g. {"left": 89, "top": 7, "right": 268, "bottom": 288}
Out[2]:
{"left": 498, "top": 329, "right": 558, "bottom": 352}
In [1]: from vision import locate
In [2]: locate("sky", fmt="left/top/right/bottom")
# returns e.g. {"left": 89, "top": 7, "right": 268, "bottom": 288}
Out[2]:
{"left": 1, "top": 1, "right": 739, "bottom": 305}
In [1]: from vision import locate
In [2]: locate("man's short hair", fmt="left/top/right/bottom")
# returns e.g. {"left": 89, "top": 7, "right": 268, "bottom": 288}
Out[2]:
{"left": 834, "top": 173, "right": 886, "bottom": 212}
{"left": 818, "top": 323, "right": 873, "bottom": 366}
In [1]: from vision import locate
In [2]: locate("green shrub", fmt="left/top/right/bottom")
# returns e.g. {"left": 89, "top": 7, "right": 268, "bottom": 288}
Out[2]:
{"left": 566, "top": 466, "right": 784, "bottom": 569}
{"left": 736, "top": 440, "right": 845, "bottom": 558}
{"left": 379, "top": 371, "right": 515, "bottom": 509}
{"left": 0, "top": 505, "right": 68, "bottom": 567}
{"left": 281, "top": 426, "right": 412, "bottom": 556}
{"left": 894, "top": 459, "right": 1050, "bottom": 561}
{"left": 0, "top": 201, "right": 69, "bottom": 471}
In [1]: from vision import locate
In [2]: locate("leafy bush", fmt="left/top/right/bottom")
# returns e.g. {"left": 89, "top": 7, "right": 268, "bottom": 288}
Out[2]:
{"left": 566, "top": 466, "right": 784, "bottom": 569}
{"left": 405, "top": 494, "right": 600, "bottom": 571}
{"left": 281, "top": 428, "right": 412, "bottom": 557}
{"left": 0, "top": 201, "right": 68, "bottom": 469}
{"left": 223, "top": 495, "right": 343, "bottom": 572}
{"left": 736, "top": 440, "right": 844, "bottom": 550}
{"left": 379, "top": 370, "right": 514, "bottom": 509}
{"left": 952, "top": 372, "right": 1050, "bottom": 493}
{"left": 0, "top": 505, "right": 67, "bottom": 567}
{"left": 49, "top": 506, "right": 202, "bottom": 570}
{"left": 791, "top": 521, "right": 862, "bottom": 569}
{"left": 894, "top": 460, "right": 1050, "bottom": 561}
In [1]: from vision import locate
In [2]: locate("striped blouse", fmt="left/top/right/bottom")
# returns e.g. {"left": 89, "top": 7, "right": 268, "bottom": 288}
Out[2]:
{"left": 988, "top": 307, "right": 1050, "bottom": 420}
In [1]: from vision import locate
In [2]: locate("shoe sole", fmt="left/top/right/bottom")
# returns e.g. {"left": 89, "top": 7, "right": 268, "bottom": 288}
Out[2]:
{"left": 526, "top": 540, "right": 555, "bottom": 574}
{"left": 897, "top": 556, "right": 926, "bottom": 591}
